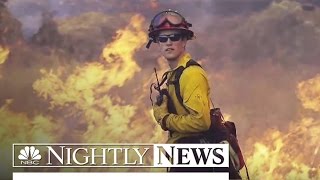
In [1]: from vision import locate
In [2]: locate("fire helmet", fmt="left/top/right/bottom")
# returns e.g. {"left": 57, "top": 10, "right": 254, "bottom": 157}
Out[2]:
{"left": 146, "top": 9, "right": 194, "bottom": 48}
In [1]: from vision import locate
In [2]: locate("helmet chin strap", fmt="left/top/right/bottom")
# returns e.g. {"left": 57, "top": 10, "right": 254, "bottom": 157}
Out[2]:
{"left": 146, "top": 38, "right": 153, "bottom": 49}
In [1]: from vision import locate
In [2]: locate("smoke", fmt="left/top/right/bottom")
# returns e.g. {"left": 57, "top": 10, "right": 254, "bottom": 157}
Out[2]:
{"left": 1, "top": 0, "right": 320, "bottom": 179}
{"left": 7, "top": 0, "right": 273, "bottom": 38}
{"left": 188, "top": 1, "right": 320, "bottom": 135}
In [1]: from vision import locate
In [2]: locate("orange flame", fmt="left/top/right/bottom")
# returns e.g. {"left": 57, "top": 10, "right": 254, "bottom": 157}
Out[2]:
{"left": 0, "top": 99, "right": 65, "bottom": 144}
{"left": 242, "top": 75, "right": 320, "bottom": 179}
{"left": 0, "top": 99, "right": 65, "bottom": 178}
{"left": 0, "top": 46, "right": 10, "bottom": 65}
{"left": 297, "top": 74, "right": 320, "bottom": 112}
{"left": 30, "top": 14, "right": 165, "bottom": 173}
{"left": 243, "top": 118, "right": 320, "bottom": 179}
{"left": 32, "top": 14, "right": 162, "bottom": 145}
{"left": 102, "top": 14, "right": 147, "bottom": 87}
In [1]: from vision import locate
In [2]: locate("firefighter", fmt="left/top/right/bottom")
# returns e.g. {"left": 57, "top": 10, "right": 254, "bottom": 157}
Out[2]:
{"left": 147, "top": 10, "right": 244, "bottom": 178}
{"left": 147, "top": 9, "right": 212, "bottom": 172}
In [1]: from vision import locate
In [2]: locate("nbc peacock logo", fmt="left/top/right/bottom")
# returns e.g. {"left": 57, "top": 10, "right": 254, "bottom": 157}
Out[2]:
{"left": 18, "top": 146, "right": 42, "bottom": 165}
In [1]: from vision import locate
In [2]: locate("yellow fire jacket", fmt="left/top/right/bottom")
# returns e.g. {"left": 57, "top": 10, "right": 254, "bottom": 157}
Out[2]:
{"left": 165, "top": 53, "right": 211, "bottom": 143}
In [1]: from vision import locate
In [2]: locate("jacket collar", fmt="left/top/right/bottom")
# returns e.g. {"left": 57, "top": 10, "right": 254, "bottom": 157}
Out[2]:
{"left": 172, "top": 52, "right": 192, "bottom": 70}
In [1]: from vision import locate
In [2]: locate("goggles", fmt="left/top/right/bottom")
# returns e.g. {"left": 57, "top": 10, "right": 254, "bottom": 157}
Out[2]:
{"left": 157, "top": 34, "right": 183, "bottom": 43}
{"left": 151, "top": 10, "right": 191, "bottom": 29}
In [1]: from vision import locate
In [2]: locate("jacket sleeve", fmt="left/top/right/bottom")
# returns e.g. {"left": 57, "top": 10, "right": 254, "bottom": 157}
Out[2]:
{"left": 165, "top": 67, "right": 211, "bottom": 133}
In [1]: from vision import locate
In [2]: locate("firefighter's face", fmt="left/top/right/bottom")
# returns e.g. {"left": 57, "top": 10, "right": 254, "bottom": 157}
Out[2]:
{"left": 157, "top": 30, "right": 187, "bottom": 61}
